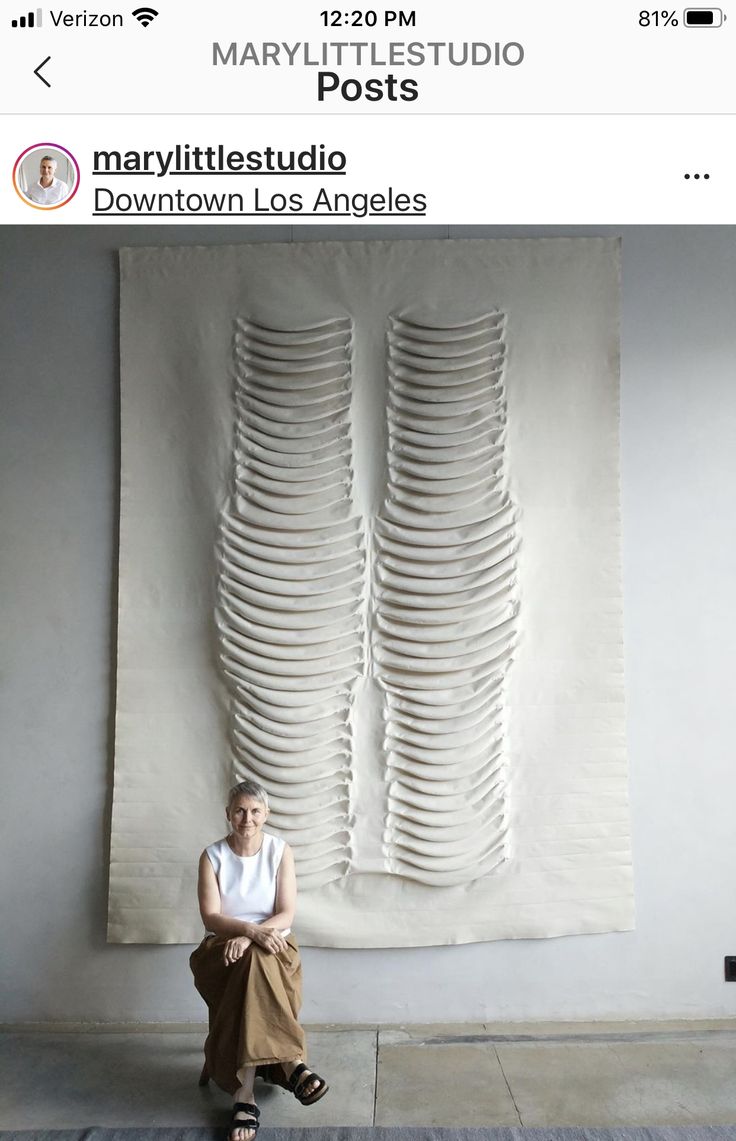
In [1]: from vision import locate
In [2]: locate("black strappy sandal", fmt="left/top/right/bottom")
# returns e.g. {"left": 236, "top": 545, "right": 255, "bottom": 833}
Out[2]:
{"left": 287, "top": 1062, "right": 330, "bottom": 1106}
{"left": 228, "top": 1102, "right": 260, "bottom": 1139}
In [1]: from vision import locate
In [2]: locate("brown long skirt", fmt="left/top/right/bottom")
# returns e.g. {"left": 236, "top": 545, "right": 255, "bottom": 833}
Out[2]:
{"left": 190, "top": 934, "right": 306, "bottom": 1095}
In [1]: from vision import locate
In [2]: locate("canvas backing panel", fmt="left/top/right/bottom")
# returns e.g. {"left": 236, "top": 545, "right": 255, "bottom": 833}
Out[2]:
{"left": 110, "top": 238, "right": 631, "bottom": 946}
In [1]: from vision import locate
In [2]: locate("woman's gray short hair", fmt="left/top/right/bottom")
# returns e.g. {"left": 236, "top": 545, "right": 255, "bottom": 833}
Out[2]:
{"left": 227, "top": 778, "right": 269, "bottom": 812}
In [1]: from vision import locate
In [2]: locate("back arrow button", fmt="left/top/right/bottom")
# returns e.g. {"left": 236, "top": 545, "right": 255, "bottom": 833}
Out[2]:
{"left": 34, "top": 56, "right": 51, "bottom": 87}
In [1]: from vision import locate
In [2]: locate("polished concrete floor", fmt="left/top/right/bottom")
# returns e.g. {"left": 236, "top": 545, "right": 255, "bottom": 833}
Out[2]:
{"left": 2, "top": 1021, "right": 736, "bottom": 1129}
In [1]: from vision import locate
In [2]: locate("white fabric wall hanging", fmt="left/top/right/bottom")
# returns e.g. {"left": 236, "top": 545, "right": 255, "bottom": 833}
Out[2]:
{"left": 110, "top": 237, "right": 632, "bottom": 947}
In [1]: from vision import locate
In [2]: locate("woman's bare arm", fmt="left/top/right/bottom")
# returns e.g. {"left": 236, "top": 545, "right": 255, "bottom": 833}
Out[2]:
{"left": 256, "top": 843, "right": 296, "bottom": 933}
{"left": 197, "top": 851, "right": 255, "bottom": 939}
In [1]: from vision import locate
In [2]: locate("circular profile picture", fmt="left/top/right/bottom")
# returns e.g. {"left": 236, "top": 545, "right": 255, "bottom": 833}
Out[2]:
{"left": 13, "top": 143, "right": 80, "bottom": 210}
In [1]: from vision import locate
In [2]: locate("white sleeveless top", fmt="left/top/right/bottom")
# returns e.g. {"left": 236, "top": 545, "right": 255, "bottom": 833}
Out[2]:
{"left": 205, "top": 832, "right": 286, "bottom": 927}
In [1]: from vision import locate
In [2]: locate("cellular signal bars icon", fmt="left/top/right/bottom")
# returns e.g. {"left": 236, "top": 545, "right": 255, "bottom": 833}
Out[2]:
{"left": 11, "top": 7, "right": 42, "bottom": 26}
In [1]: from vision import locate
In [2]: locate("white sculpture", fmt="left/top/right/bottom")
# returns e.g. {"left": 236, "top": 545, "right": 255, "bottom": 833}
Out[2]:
{"left": 110, "top": 238, "right": 631, "bottom": 948}
{"left": 217, "top": 310, "right": 518, "bottom": 888}
{"left": 217, "top": 319, "right": 362, "bottom": 889}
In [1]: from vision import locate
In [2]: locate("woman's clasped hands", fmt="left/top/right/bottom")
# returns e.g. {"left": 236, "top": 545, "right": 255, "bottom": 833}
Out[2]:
{"left": 250, "top": 925, "right": 289, "bottom": 955}
{"left": 222, "top": 935, "right": 251, "bottom": 965}
{"left": 222, "top": 926, "right": 287, "bottom": 965}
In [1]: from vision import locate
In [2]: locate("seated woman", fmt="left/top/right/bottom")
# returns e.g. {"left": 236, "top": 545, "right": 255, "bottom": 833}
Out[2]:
{"left": 190, "top": 778, "right": 329, "bottom": 1140}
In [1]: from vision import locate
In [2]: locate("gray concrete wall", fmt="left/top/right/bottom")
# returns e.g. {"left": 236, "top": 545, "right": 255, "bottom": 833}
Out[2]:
{"left": 2, "top": 225, "right": 736, "bottom": 1024}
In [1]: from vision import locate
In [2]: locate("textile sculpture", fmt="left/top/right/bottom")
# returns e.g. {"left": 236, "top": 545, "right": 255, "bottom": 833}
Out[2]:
{"left": 218, "top": 317, "right": 361, "bottom": 890}
{"left": 110, "top": 238, "right": 633, "bottom": 947}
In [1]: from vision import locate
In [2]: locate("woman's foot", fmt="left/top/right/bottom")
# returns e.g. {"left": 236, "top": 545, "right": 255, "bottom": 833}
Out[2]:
{"left": 282, "top": 1060, "right": 329, "bottom": 1105}
{"left": 229, "top": 1101, "right": 259, "bottom": 1141}
{"left": 230, "top": 1076, "right": 259, "bottom": 1141}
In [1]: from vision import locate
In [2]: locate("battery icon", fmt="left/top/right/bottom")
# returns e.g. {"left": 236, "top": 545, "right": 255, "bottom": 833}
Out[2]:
{"left": 683, "top": 8, "right": 724, "bottom": 24}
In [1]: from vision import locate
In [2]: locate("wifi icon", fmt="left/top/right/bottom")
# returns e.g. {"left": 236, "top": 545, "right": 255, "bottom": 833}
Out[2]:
{"left": 132, "top": 6, "right": 158, "bottom": 25}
